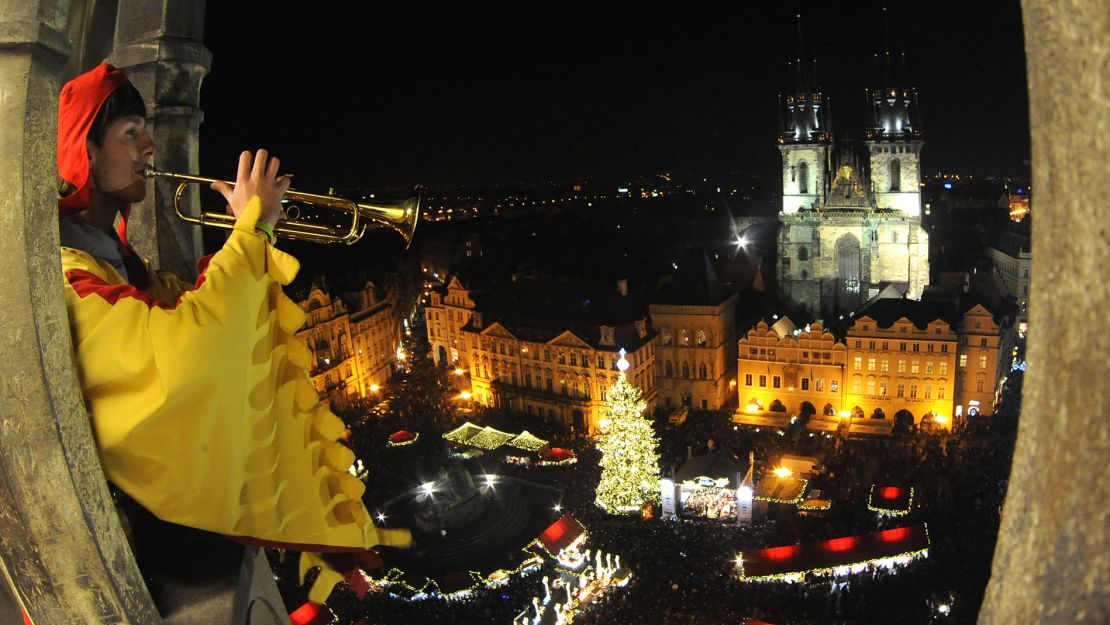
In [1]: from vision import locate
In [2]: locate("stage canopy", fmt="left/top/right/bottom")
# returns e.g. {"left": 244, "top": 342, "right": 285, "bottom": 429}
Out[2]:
{"left": 737, "top": 525, "right": 930, "bottom": 581}
{"left": 675, "top": 449, "right": 747, "bottom": 489}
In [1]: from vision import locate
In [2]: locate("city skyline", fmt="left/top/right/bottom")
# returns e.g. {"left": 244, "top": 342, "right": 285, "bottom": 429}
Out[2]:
{"left": 200, "top": 1, "right": 1029, "bottom": 190}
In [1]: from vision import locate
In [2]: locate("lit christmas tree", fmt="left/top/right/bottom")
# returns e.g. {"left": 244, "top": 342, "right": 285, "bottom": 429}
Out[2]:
{"left": 595, "top": 349, "right": 661, "bottom": 513}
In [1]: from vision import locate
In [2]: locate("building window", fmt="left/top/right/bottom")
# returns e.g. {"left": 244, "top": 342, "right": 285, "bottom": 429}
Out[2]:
{"left": 913, "top": 343, "right": 920, "bottom": 352}
{"left": 830, "top": 380, "right": 839, "bottom": 393}
{"left": 558, "top": 353, "right": 566, "bottom": 365}
{"left": 911, "top": 360, "right": 920, "bottom": 374}
{"left": 867, "top": 358, "right": 876, "bottom": 371}
{"left": 662, "top": 332, "right": 673, "bottom": 345}
{"left": 802, "top": 351, "right": 809, "bottom": 359}
{"left": 882, "top": 341, "right": 889, "bottom": 350}
{"left": 699, "top": 363, "right": 707, "bottom": 379}
{"left": 745, "top": 373, "right": 753, "bottom": 386}
{"left": 772, "top": 376, "right": 781, "bottom": 389}
{"left": 853, "top": 380, "right": 861, "bottom": 393}
{"left": 682, "top": 362, "right": 690, "bottom": 378}
{"left": 927, "top": 343, "right": 935, "bottom": 352}
{"left": 898, "top": 359, "right": 907, "bottom": 373}
{"left": 910, "top": 385, "right": 918, "bottom": 398}
{"left": 665, "top": 361, "right": 674, "bottom": 377}
{"left": 696, "top": 330, "right": 708, "bottom": 347}
{"left": 939, "top": 387, "right": 945, "bottom": 399}
{"left": 680, "top": 329, "right": 690, "bottom": 346}
{"left": 940, "top": 361, "right": 949, "bottom": 375}
{"left": 855, "top": 340, "right": 862, "bottom": 348}
{"left": 897, "top": 384, "right": 905, "bottom": 397}
{"left": 759, "top": 375, "right": 767, "bottom": 388}
{"left": 560, "top": 380, "right": 568, "bottom": 395}
{"left": 941, "top": 344, "right": 949, "bottom": 353}
{"left": 925, "top": 361, "right": 934, "bottom": 375}
{"left": 799, "top": 161, "right": 809, "bottom": 194}
{"left": 889, "top": 158, "right": 901, "bottom": 191}
{"left": 544, "top": 349, "right": 551, "bottom": 362}
{"left": 899, "top": 342, "right": 907, "bottom": 351}
{"left": 925, "top": 385, "right": 932, "bottom": 399}
{"left": 854, "top": 356, "right": 862, "bottom": 370}
{"left": 959, "top": 354, "right": 968, "bottom": 367}
{"left": 798, "top": 246, "right": 809, "bottom": 261}
{"left": 880, "top": 382, "right": 888, "bottom": 396}
{"left": 524, "top": 372, "right": 532, "bottom": 387}
{"left": 598, "top": 355, "right": 605, "bottom": 369}
{"left": 881, "top": 359, "right": 889, "bottom": 372}
{"left": 816, "top": 378, "right": 824, "bottom": 392}
{"left": 977, "top": 378, "right": 985, "bottom": 392}
{"left": 801, "top": 378, "right": 810, "bottom": 391}
{"left": 867, "top": 380, "right": 875, "bottom": 395}
{"left": 979, "top": 353, "right": 988, "bottom": 369}
{"left": 980, "top": 338, "right": 989, "bottom": 347}
{"left": 546, "top": 378, "right": 553, "bottom": 392}
{"left": 869, "top": 341, "right": 876, "bottom": 350}
{"left": 570, "top": 353, "right": 577, "bottom": 366}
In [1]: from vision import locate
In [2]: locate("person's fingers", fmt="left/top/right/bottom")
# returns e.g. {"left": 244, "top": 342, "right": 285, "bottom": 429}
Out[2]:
{"left": 236, "top": 151, "right": 252, "bottom": 184}
{"left": 252, "top": 148, "right": 269, "bottom": 181}
{"left": 210, "top": 181, "right": 233, "bottom": 203}
{"left": 266, "top": 156, "right": 282, "bottom": 181}
{"left": 277, "top": 174, "right": 292, "bottom": 196}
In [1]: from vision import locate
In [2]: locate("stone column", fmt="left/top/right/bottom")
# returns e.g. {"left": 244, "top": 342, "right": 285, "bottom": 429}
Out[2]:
{"left": 107, "top": 0, "right": 210, "bottom": 279}
{"left": 0, "top": 1, "right": 159, "bottom": 623}
{"left": 978, "top": 1, "right": 1110, "bottom": 623}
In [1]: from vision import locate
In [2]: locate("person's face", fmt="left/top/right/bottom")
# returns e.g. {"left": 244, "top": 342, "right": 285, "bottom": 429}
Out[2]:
{"left": 87, "top": 115, "right": 154, "bottom": 204}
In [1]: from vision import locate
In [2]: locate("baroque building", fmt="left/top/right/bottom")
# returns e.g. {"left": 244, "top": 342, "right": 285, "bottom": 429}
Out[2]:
{"left": 428, "top": 274, "right": 657, "bottom": 433}
{"left": 737, "top": 298, "right": 1008, "bottom": 427}
{"left": 297, "top": 283, "right": 399, "bottom": 411}
{"left": 650, "top": 249, "right": 739, "bottom": 411}
{"left": 776, "top": 50, "right": 930, "bottom": 317}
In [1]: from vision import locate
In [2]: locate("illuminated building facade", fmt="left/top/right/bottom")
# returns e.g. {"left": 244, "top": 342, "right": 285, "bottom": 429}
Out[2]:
{"left": 737, "top": 319, "right": 848, "bottom": 418}
{"left": 449, "top": 276, "right": 656, "bottom": 433}
{"left": 776, "top": 47, "right": 930, "bottom": 317}
{"left": 987, "top": 231, "right": 1031, "bottom": 324}
{"left": 297, "top": 283, "right": 399, "bottom": 410}
{"left": 650, "top": 249, "right": 739, "bottom": 411}
{"left": 425, "top": 275, "right": 478, "bottom": 368}
{"left": 738, "top": 299, "right": 1006, "bottom": 425}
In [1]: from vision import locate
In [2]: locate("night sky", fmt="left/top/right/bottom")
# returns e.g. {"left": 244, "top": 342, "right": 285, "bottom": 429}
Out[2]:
{"left": 199, "top": 1, "right": 1029, "bottom": 190}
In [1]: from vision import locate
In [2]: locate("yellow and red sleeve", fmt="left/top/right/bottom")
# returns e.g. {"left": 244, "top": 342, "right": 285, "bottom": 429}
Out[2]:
{"left": 60, "top": 196, "right": 411, "bottom": 561}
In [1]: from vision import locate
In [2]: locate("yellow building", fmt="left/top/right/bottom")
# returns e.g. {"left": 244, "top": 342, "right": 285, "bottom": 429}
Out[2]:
{"left": 651, "top": 250, "right": 739, "bottom": 411}
{"left": 844, "top": 302, "right": 959, "bottom": 426}
{"left": 445, "top": 275, "right": 656, "bottom": 433}
{"left": 737, "top": 299, "right": 1007, "bottom": 428}
{"left": 425, "top": 274, "right": 478, "bottom": 368}
{"left": 297, "top": 283, "right": 398, "bottom": 411}
{"left": 954, "top": 303, "right": 1003, "bottom": 417}
{"left": 737, "top": 318, "right": 847, "bottom": 417}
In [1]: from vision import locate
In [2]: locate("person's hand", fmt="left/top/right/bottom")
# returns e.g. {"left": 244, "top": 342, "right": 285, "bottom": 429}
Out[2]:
{"left": 210, "top": 149, "right": 291, "bottom": 229}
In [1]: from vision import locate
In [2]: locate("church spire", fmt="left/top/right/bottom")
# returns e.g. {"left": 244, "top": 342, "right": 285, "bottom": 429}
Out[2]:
{"left": 778, "top": 13, "right": 830, "bottom": 145}
{"left": 866, "top": 6, "right": 922, "bottom": 141}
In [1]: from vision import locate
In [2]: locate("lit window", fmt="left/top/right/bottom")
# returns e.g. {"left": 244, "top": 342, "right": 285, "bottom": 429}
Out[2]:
{"left": 911, "top": 360, "right": 920, "bottom": 374}
{"left": 867, "top": 358, "right": 876, "bottom": 371}
{"left": 940, "top": 361, "right": 949, "bottom": 375}
{"left": 816, "top": 378, "right": 825, "bottom": 392}
{"left": 881, "top": 359, "right": 889, "bottom": 372}
{"left": 959, "top": 354, "right": 968, "bottom": 367}
{"left": 925, "top": 361, "right": 934, "bottom": 375}
{"left": 898, "top": 359, "right": 907, "bottom": 373}
{"left": 897, "top": 384, "right": 905, "bottom": 397}
{"left": 854, "top": 356, "right": 862, "bottom": 370}
{"left": 909, "top": 385, "right": 918, "bottom": 398}
{"left": 979, "top": 354, "right": 988, "bottom": 369}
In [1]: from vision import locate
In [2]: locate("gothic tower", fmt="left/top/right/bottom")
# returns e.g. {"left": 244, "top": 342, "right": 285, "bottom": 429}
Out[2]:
{"left": 778, "top": 16, "right": 831, "bottom": 214}
{"left": 865, "top": 10, "right": 924, "bottom": 215}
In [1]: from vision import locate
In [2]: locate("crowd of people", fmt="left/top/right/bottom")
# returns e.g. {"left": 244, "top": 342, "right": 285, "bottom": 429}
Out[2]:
{"left": 272, "top": 329, "right": 1023, "bottom": 625}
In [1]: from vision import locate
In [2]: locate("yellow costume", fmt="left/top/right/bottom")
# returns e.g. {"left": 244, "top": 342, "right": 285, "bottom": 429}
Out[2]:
{"left": 62, "top": 197, "right": 409, "bottom": 602}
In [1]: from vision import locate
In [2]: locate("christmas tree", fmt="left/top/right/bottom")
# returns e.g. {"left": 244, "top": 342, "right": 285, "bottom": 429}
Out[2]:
{"left": 595, "top": 349, "right": 661, "bottom": 513}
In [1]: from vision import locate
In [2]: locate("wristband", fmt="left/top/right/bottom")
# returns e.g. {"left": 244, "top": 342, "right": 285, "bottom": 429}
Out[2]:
{"left": 254, "top": 220, "right": 275, "bottom": 243}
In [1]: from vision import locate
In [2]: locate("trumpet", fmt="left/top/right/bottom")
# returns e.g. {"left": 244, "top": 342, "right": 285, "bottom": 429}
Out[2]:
{"left": 144, "top": 166, "right": 421, "bottom": 247}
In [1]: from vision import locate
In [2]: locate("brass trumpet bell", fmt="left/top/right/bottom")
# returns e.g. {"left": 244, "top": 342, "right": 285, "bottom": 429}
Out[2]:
{"left": 144, "top": 166, "right": 421, "bottom": 247}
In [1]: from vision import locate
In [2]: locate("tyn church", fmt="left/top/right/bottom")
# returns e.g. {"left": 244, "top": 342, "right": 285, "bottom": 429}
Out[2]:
{"left": 776, "top": 50, "right": 930, "bottom": 318}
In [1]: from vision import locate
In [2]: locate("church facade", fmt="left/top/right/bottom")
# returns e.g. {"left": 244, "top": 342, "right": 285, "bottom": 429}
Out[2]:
{"left": 776, "top": 62, "right": 930, "bottom": 318}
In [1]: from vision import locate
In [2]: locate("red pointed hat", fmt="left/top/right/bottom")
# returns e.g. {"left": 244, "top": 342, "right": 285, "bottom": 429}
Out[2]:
{"left": 57, "top": 63, "right": 137, "bottom": 240}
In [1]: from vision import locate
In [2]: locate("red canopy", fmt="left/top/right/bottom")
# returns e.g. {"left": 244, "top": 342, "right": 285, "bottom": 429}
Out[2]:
{"left": 869, "top": 485, "right": 913, "bottom": 513}
{"left": 738, "top": 525, "right": 929, "bottom": 580}
{"left": 537, "top": 514, "right": 585, "bottom": 554}
{"left": 389, "top": 430, "right": 416, "bottom": 443}
{"left": 543, "top": 447, "right": 575, "bottom": 461}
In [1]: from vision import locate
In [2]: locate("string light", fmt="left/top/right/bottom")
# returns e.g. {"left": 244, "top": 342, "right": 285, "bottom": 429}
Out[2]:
{"left": 867, "top": 486, "right": 915, "bottom": 516}
{"left": 595, "top": 366, "right": 660, "bottom": 513}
